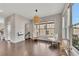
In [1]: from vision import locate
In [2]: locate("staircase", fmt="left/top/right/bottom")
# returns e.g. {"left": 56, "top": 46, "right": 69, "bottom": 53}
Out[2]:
{"left": 25, "top": 32, "right": 31, "bottom": 40}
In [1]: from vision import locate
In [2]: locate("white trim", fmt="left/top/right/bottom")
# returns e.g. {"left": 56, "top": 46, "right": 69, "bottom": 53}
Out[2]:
{"left": 71, "top": 46, "right": 79, "bottom": 56}
{"left": 10, "top": 39, "right": 25, "bottom": 43}
{"left": 62, "top": 3, "right": 70, "bottom": 16}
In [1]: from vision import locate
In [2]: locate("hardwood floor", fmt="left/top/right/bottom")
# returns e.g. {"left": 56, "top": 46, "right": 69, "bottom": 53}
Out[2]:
{"left": 0, "top": 40, "right": 61, "bottom": 56}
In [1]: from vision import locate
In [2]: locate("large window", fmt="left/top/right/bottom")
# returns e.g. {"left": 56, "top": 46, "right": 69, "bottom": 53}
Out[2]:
{"left": 46, "top": 23, "right": 55, "bottom": 36}
{"left": 72, "top": 4, "right": 79, "bottom": 50}
{"left": 33, "top": 21, "right": 55, "bottom": 37}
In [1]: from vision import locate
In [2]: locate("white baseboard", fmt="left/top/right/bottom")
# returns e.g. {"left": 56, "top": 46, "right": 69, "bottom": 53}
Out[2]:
{"left": 10, "top": 39, "right": 25, "bottom": 43}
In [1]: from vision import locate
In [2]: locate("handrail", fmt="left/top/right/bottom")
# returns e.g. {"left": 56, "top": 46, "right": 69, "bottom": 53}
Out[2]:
{"left": 25, "top": 32, "right": 30, "bottom": 37}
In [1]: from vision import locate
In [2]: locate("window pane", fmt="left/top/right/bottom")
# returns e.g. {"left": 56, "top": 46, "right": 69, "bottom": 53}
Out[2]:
{"left": 33, "top": 22, "right": 55, "bottom": 38}
{"left": 40, "top": 24, "right": 45, "bottom": 29}
{"left": 47, "top": 24, "right": 50, "bottom": 28}
{"left": 72, "top": 3, "right": 79, "bottom": 51}
{"left": 51, "top": 24, "right": 55, "bottom": 28}
{"left": 40, "top": 29, "right": 45, "bottom": 36}
{"left": 37, "top": 25, "right": 39, "bottom": 29}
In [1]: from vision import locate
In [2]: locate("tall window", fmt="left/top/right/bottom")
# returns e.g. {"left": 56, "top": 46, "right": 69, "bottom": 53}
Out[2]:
{"left": 72, "top": 4, "right": 79, "bottom": 51}
{"left": 46, "top": 23, "right": 55, "bottom": 36}
{"left": 33, "top": 21, "right": 55, "bottom": 37}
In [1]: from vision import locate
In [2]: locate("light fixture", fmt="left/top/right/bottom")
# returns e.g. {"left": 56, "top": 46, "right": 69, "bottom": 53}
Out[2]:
{"left": 33, "top": 9, "right": 40, "bottom": 24}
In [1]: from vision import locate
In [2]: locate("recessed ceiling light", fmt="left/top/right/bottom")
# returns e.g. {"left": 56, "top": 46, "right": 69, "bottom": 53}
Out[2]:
{"left": 0, "top": 10, "right": 3, "bottom": 13}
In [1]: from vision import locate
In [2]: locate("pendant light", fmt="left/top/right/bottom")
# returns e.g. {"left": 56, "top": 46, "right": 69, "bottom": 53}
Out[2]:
{"left": 33, "top": 9, "right": 40, "bottom": 24}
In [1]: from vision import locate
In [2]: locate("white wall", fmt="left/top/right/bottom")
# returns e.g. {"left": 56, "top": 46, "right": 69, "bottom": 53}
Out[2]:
{"left": 0, "top": 16, "right": 4, "bottom": 30}
{"left": 4, "top": 14, "right": 30, "bottom": 43}
{"left": 14, "top": 14, "right": 30, "bottom": 43}
{"left": 28, "top": 20, "right": 33, "bottom": 38}
{"left": 4, "top": 14, "right": 15, "bottom": 41}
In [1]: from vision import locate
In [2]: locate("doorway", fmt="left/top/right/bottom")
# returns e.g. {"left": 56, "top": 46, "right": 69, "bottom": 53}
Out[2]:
{"left": 25, "top": 24, "right": 30, "bottom": 39}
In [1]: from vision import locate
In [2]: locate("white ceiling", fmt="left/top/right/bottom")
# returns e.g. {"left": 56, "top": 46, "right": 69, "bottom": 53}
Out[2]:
{"left": 0, "top": 3, "right": 65, "bottom": 19}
